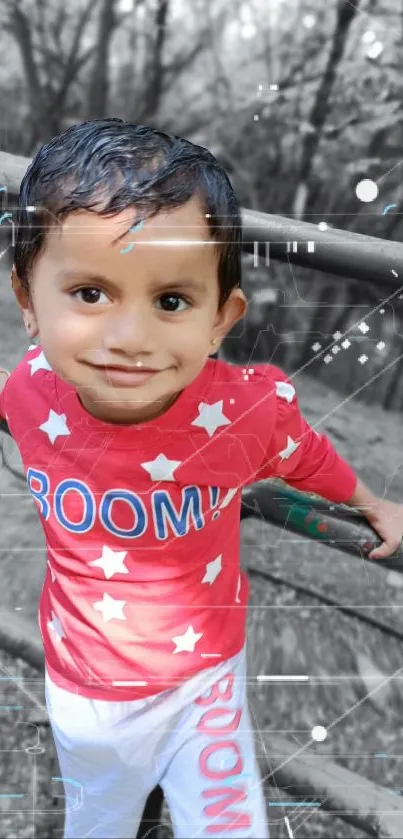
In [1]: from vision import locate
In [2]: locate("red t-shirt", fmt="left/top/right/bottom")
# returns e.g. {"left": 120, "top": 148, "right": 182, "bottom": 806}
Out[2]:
{"left": 0, "top": 346, "right": 357, "bottom": 700}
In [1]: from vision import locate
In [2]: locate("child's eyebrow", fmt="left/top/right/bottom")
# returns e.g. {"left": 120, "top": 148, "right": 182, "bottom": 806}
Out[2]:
{"left": 54, "top": 270, "right": 207, "bottom": 293}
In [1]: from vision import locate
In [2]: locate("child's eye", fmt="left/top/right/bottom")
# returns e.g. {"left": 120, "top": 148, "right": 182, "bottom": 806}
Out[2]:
{"left": 156, "top": 293, "right": 191, "bottom": 312}
{"left": 70, "top": 287, "right": 191, "bottom": 312}
{"left": 70, "top": 287, "right": 109, "bottom": 305}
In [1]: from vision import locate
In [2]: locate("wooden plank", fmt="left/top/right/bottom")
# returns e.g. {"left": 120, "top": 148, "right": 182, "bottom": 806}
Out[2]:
{"left": 242, "top": 517, "right": 403, "bottom": 638}
{"left": 258, "top": 732, "right": 403, "bottom": 839}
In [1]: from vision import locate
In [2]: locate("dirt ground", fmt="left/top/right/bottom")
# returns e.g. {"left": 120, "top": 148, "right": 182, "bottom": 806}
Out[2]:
{"left": 1, "top": 261, "right": 403, "bottom": 838}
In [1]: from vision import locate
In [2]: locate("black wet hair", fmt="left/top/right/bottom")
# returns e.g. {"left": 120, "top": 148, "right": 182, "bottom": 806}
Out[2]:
{"left": 14, "top": 118, "right": 242, "bottom": 310}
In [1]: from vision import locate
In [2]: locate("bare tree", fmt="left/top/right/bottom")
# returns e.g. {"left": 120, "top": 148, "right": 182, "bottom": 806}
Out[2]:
{"left": 1, "top": 0, "right": 103, "bottom": 151}
{"left": 123, "top": 0, "right": 211, "bottom": 127}
{"left": 292, "top": 0, "right": 361, "bottom": 218}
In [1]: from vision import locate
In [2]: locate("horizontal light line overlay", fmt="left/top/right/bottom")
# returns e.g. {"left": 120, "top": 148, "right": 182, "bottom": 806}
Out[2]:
{"left": 257, "top": 675, "right": 310, "bottom": 682}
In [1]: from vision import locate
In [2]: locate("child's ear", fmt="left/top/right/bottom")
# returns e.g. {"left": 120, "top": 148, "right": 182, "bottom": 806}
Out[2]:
{"left": 11, "top": 266, "right": 39, "bottom": 339}
{"left": 11, "top": 265, "right": 24, "bottom": 299}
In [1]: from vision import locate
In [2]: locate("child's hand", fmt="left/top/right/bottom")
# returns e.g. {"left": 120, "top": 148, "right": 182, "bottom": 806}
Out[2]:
{"left": 363, "top": 499, "right": 403, "bottom": 560}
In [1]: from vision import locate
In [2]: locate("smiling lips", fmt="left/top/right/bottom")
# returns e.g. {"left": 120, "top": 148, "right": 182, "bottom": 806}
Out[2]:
{"left": 100, "top": 365, "right": 159, "bottom": 372}
{"left": 87, "top": 363, "right": 160, "bottom": 387}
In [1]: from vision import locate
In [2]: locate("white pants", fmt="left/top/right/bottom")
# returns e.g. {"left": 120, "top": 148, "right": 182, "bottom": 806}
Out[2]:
{"left": 45, "top": 644, "right": 269, "bottom": 838}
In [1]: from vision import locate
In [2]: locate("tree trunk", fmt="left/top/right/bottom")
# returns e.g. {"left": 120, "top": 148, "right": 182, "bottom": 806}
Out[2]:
{"left": 292, "top": 0, "right": 361, "bottom": 219}
{"left": 86, "top": 0, "right": 117, "bottom": 118}
{"left": 136, "top": 0, "right": 169, "bottom": 122}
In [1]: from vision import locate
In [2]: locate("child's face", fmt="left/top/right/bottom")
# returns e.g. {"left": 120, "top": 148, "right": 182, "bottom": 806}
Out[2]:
{"left": 12, "top": 196, "right": 247, "bottom": 424}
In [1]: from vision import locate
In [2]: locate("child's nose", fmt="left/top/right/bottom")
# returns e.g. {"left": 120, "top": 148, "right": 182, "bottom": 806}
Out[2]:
{"left": 104, "top": 308, "right": 156, "bottom": 353}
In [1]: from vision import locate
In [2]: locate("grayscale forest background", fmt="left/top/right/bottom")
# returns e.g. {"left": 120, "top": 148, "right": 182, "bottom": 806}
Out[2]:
{"left": 0, "top": 1, "right": 402, "bottom": 838}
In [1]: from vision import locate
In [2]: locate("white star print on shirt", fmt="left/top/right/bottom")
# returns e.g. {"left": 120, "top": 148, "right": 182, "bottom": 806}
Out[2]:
{"left": 93, "top": 592, "right": 127, "bottom": 623}
{"left": 39, "top": 409, "right": 71, "bottom": 445}
{"left": 89, "top": 546, "right": 129, "bottom": 580}
{"left": 191, "top": 401, "right": 231, "bottom": 438}
{"left": 140, "top": 453, "right": 182, "bottom": 481}
{"left": 278, "top": 435, "right": 301, "bottom": 461}
{"left": 172, "top": 625, "right": 203, "bottom": 654}
{"left": 202, "top": 554, "right": 222, "bottom": 585}
{"left": 275, "top": 380, "right": 295, "bottom": 403}
{"left": 235, "top": 574, "right": 241, "bottom": 603}
{"left": 27, "top": 350, "right": 53, "bottom": 375}
{"left": 47, "top": 611, "right": 66, "bottom": 643}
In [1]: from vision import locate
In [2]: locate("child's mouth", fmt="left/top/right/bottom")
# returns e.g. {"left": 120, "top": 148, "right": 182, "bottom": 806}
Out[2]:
{"left": 90, "top": 365, "right": 159, "bottom": 387}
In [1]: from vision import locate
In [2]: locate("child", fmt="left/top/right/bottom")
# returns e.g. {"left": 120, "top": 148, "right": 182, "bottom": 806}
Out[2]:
{"left": 0, "top": 118, "right": 402, "bottom": 839}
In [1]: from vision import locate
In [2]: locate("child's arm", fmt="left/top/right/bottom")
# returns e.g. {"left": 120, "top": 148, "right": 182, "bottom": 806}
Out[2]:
{"left": 265, "top": 370, "right": 358, "bottom": 505}
{"left": 343, "top": 476, "right": 383, "bottom": 515}
{"left": 262, "top": 368, "right": 403, "bottom": 561}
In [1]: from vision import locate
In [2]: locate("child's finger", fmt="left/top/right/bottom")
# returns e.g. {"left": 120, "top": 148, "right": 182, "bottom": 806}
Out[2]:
{"left": 369, "top": 540, "right": 399, "bottom": 560}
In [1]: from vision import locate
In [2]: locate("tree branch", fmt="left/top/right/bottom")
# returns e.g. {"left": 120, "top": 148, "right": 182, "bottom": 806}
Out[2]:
{"left": 161, "top": 38, "right": 209, "bottom": 90}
